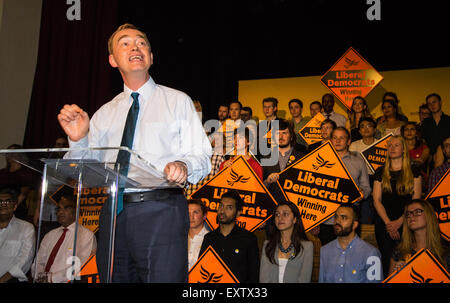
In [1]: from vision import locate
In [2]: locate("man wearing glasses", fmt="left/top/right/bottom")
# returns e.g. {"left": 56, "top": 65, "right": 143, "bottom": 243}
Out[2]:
{"left": 0, "top": 188, "right": 35, "bottom": 283}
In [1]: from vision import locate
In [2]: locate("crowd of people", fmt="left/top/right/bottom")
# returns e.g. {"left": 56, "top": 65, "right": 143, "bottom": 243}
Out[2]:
{"left": 1, "top": 91, "right": 449, "bottom": 283}
{"left": 186, "top": 92, "right": 450, "bottom": 283}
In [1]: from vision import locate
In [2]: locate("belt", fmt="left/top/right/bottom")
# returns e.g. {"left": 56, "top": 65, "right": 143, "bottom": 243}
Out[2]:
{"left": 123, "top": 188, "right": 184, "bottom": 203}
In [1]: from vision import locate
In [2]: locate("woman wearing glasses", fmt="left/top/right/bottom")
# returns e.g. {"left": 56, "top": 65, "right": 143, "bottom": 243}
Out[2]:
{"left": 389, "top": 199, "right": 449, "bottom": 274}
{"left": 372, "top": 135, "right": 422, "bottom": 277}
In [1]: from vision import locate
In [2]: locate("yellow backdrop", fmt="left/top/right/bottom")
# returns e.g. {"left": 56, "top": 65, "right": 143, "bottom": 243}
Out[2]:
{"left": 239, "top": 66, "right": 450, "bottom": 123}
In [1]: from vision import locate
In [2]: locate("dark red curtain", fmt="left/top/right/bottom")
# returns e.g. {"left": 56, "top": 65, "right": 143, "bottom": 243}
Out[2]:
{"left": 24, "top": 0, "right": 120, "bottom": 148}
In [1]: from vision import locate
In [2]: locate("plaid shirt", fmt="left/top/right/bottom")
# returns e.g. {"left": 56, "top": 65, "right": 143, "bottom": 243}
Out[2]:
{"left": 428, "top": 161, "right": 450, "bottom": 193}
{"left": 184, "top": 152, "right": 225, "bottom": 198}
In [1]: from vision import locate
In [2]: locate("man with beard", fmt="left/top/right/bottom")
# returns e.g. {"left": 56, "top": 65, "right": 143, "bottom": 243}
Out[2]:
{"left": 319, "top": 204, "right": 382, "bottom": 283}
{"left": 199, "top": 190, "right": 259, "bottom": 282}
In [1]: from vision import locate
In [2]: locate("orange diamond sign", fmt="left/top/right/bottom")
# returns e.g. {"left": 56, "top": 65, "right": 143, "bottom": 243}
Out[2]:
{"left": 190, "top": 156, "right": 277, "bottom": 232}
{"left": 383, "top": 249, "right": 450, "bottom": 283}
{"left": 321, "top": 47, "right": 383, "bottom": 111}
{"left": 426, "top": 168, "right": 450, "bottom": 242}
{"left": 189, "top": 246, "right": 239, "bottom": 283}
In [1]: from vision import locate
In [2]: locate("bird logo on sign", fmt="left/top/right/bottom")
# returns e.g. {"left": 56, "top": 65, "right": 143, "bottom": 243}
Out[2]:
{"left": 343, "top": 57, "right": 359, "bottom": 69}
{"left": 198, "top": 265, "right": 223, "bottom": 283}
{"left": 312, "top": 154, "right": 335, "bottom": 170}
{"left": 227, "top": 168, "right": 250, "bottom": 186}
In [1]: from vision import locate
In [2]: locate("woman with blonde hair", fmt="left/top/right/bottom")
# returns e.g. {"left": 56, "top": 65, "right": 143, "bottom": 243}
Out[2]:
{"left": 372, "top": 135, "right": 422, "bottom": 276}
{"left": 389, "top": 199, "right": 449, "bottom": 274}
{"left": 345, "top": 96, "right": 374, "bottom": 142}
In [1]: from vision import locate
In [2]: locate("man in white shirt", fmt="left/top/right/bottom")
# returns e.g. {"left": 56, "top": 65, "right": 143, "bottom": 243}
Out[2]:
{"left": 57, "top": 23, "right": 212, "bottom": 282}
{"left": 0, "top": 188, "right": 35, "bottom": 283}
{"left": 322, "top": 93, "right": 347, "bottom": 127}
{"left": 187, "top": 199, "right": 209, "bottom": 270}
{"left": 32, "top": 195, "right": 96, "bottom": 283}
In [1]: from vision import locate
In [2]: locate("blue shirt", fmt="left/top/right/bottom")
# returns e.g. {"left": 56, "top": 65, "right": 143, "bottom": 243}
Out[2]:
{"left": 319, "top": 235, "right": 382, "bottom": 283}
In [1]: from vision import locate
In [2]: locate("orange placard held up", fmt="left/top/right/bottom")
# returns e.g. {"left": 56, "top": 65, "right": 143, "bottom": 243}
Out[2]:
{"left": 189, "top": 246, "right": 239, "bottom": 283}
{"left": 78, "top": 255, "right": 100, "bottom": 283}
{"left": 321, "top": 47, "right": 383, "bottom": 111}
{"left": 383, "top": 249, "right": 450, "bottom": 283}
{"left": 190, "top": 156, "right": 277, "bottom": 232}
{"left": 426, "top": 168, "right": 450, "bottom": 242}
{"left": 277, "top": 142, "right": 362, "bottom": 232}
{"left": 298, "top": 112, "right": 326, "bottom": 146}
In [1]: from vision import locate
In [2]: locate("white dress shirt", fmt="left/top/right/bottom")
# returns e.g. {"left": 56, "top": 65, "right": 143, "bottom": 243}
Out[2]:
{"left": 188, "top": 226, "right": 209, "bottom": 270}
{"left": 32, "top": 222, "right": 97, "bottom": 283}
{"left": 324, "top": 111, "right": 347, "bottom": 127}
{"left": 67, "top": 77, "right": 212, "bottom": 186}
{"left": 0, "top": 216, "right": 35, "bottom": 281}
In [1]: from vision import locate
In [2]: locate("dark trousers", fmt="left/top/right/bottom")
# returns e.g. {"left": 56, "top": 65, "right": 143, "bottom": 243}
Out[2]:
{"left": 374, "top": 216, "right": 400, "bottom": 279}
{"left": 97, "top": 191, "right": 189, "bottom": 283}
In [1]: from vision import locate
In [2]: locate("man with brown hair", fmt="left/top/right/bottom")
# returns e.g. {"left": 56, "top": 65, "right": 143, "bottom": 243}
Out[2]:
{"left": 57, "top": 24, "right": 212, "bottom": 282}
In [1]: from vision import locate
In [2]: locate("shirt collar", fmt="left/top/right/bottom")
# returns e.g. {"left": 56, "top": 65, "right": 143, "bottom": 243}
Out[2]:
{"left": 335, "top": 234, "right": 360, "bottom": 250}
{"left": 123, "top": 76, "right": 156, "bottom": 104}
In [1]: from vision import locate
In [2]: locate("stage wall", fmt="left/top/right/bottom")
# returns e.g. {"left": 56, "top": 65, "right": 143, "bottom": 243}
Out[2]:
{"left": 238, "top": 66, "right": 450, "bottom": 123}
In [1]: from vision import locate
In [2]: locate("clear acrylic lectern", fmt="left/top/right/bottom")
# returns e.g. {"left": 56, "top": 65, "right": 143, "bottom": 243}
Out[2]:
{"left": 0, "top": 147, "right": 181, "bottom": 283}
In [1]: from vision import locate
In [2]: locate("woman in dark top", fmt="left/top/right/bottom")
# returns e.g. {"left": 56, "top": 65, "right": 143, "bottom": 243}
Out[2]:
{"left": 345, "top": 96, "right": 374, "bottom": 143}
{"left": 372, "top": 135, "right": 422, "bottom": 277}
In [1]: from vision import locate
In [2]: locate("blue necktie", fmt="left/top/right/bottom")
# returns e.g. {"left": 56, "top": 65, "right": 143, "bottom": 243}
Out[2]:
{"left": 116, "top": 92, "right": 140, "bottom": 214}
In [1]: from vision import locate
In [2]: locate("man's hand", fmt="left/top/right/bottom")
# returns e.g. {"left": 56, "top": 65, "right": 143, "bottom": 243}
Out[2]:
{"left": 265, "top": 172, "right": 279, "bottom": 184}
{"left": 164, "top": 161, "right": 188, "bottom": 185}
{"left": 57, "top": 104, "right": 90, "bottom": 142}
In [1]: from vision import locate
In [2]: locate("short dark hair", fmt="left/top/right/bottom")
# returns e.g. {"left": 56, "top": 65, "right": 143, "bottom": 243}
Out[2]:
{"left": 278, "top": 119, "right": 296, "bottom": 145}
{"left": 262, "top": 97, "right": 278, "bottom": 107}
{"left": 425, "top": 93, "right": 441, "bottom": 103}
{"left": 59, "top": 195, "right": 77, "bottom": 208}
{"left": 310, "top": 101, "right": 322, "bottom": 110}
{"left": 241, "top": 106, "right": 253, "bottom": 116}
{"left": 220, "top": 189, "right": 244, "bottom": 211}
{"left": 229, "top": 100, "right": 242, "bottom": 110}
{"left": 288, "top": 99, "right": 303, "bottom": 108}
{"left": 337, "top": 203, "right": 360, "bottom": 222}
{"left": 0, "top": 188, "right": 18, "bottom": 202}
{"left": 188, "top": 199, "right": 208, "bottom": 215}
{"left": 358, "top": 117, "right": 377, "bottom": 129}
{"left": 320, "top": 119, "right": 337, "bottom": 129}
{"left": 383, "top": 92, "right": 399, "bottom": 104}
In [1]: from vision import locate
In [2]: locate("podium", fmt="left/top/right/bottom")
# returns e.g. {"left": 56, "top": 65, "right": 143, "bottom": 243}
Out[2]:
{"left": 0, "top": 147, "right": 181, "bottom": 283}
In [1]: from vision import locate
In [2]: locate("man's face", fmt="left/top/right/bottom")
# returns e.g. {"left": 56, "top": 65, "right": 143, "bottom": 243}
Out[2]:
{"left": 419, "top": 107, "right": 431, "bottom": 122}
{"left": 426, "top": 95, "right": 442, "bottom": 114}
{"left": 322, "top": 96, "right": 334, "bottom": 113}
{"left": 276, "top": 128, "right": 291, "bottom": 148}
{"left": 310, "top": 104, "right": 321, "bottom": 117}
{"left": 289, "top": 102, "right": 302, "bottom": 119}
{"left": 240, "top": 110, "right": 251, "bottom": 122}
{"left": 188, "top": 203, "right": 206, "bottom": 230}
{"left": 359, "top": 120, "right": 376, "bottom": 139}
{"left": 320, "top": 123, "right": 334, "bottom": 140}
{"left": 331, "top": 129, "right": 350, "bottom": 152}
{"left": 217, "top": 197, "right": 239, "bottom": 225}
{"left": 334, "top": 207, "right": 356, "bottom": 237}
{"left": 218, "top": 106, "right": 229, "bottom": 121}
{"left": 0, "top": 193, "right": 17, "bottom": 219}
{"left": 263, "top": 101, "right": 277, "bottom": 119}
{"left": 108, "top": 28, "right": 153, "bottom": 75}
{"left": 56, "top": 197, "right": 76, "bottom": 227}
{"left": 229, "top": 103, "right": 241, "bottom": 121}
{"left": 443, "top": 138, "right": 450, "bottom": 159}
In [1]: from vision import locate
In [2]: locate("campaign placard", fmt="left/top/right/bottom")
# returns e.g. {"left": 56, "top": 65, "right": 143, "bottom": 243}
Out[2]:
{"left": 276, "top": 142, "right": 362, "bottom": 232}
{"left": 360, "top": 134, "right": 393, "bottom": 174}
{"left": 189, "top": 246, "right": 239, "bottom": 283}
{"left": 298, "top": 112, "right": 326, "bottom": 145}
{"left": 383, "top": 249, "right": 450, "bottom": 283}
{"left": 190, "top": 156, "right": 277, "bottom": 232}
{"left": 321, "top": 47, "right": 383, "bottom": 111}
{"left": 426, "top": 168, "right": 450, "bottom": 242}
